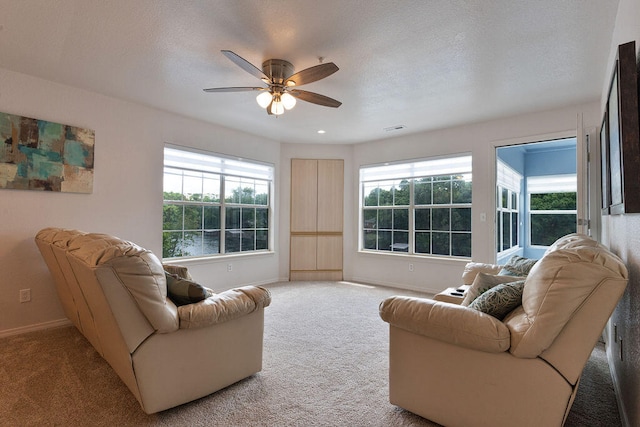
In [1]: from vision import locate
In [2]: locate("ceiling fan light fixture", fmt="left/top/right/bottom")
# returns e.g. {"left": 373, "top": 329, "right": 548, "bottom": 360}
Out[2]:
{"left": 256, "top": 91, "right": 272, "bottom": 109}
{"left": 281, "top": 92, "right": 297, "bottom": 110}
{"left": 206, "top": 50, "right": 341, "bottom": 116}
{"left": 271, "top": 95, "right": 284, "bottom": 115}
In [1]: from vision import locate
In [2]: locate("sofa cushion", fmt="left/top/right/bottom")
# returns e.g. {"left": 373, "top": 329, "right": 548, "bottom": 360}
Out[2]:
{"left": 469, "top": 280, "right": 525, "bottom": 320}
{"left": 461, "top": 262, "right": 502, "bottom": 285}
{"left": 165, "top": 273, "right": 208, "bottom": 306}
{"left": 498, "top": 255, "right": 538, "bottom": 277}
{"left": 67, "top": 233, "right": 179, "bottom": 333}
{"left": 462, "top": 272, "right": 525, "bottom": 306}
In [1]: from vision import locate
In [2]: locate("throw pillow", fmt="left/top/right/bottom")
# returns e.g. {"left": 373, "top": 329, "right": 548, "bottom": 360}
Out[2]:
{"left": 469, "top": 280, "right": 525, "bottom": 320}
{"left": 462, "top": 272, "right": 526, "bottom": 306}
{"left": 162, "top": 264, "right": 193, "bottom": 280}
{"left": 461, "top": 262, "right": 503, "bottom": 285}
{"left": 165, "top": 272, "right": 208, "bottom": 306}
{"left": 498, "top": 255, "right": 538, "bottom": 277}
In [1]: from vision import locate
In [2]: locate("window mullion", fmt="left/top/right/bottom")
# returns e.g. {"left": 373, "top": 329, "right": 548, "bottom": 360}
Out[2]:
{"left": 220, "top": 176, "right": 226, "bottom": 254}
{"left": 409, "top": 179, "right": 415, "bottom": 254}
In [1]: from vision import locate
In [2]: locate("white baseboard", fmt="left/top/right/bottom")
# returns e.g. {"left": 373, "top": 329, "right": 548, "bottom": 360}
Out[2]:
{"left": 0, "top": 318, "right": 72, "bottom": 339}
{"left": 349, "top": 275, "right": 438, "bottom": 295}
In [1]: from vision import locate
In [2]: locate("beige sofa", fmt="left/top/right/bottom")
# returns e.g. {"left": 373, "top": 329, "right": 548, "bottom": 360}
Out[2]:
{"left": 35, "top": 227, "right": 271, "bottom": 414}
{"left": 379, "top": 234, "right": 627, "bottom": 427}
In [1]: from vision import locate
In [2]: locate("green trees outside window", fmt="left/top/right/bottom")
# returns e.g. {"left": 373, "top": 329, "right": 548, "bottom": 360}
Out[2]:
{"left": 163, "top": 164, "right": 270, "bottom": 259}
{"left": 362, "top": 170, "right": 472, "bottom": 258}
{"left": 530, "top": 192, "right": 576, "bottom": 246}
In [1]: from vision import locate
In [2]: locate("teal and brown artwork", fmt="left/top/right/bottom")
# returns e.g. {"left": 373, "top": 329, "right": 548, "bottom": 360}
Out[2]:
{"left": 0, "top": 112, "right": 94, "bottom": 193}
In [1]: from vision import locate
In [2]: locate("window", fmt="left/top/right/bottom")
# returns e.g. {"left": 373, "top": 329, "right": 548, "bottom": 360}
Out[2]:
{"left": 496, "top": 160, "right": 522, "bottom": 253}
{"left": 360, "top": 154, "right": 472, "bottom": 258}
{"left": 528, "top": 174, "right": 576, "bottom": 246}
{"left": 163, "top": 146, "right": 273, "bottom": 259}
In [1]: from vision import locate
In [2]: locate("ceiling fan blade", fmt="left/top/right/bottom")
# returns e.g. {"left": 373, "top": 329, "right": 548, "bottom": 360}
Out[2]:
{"left": 203, "top": 87, "right": 265, "bottom": 93}
{"left": 289, "top": 89, "right": 342, "bottom": 108}
{"left": 221, "top": 50, "right": 269, "bottom": 81}
{"left": 285, "top": 63, "right": 339, "bottom": 87}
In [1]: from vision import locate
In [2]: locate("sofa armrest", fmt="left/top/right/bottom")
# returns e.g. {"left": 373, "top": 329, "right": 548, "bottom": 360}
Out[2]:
{"left": 177, "top": 286, "right": 271, "bottom": 329}
{"left": 379, "top": 296, "right": 510, "bottom": 353}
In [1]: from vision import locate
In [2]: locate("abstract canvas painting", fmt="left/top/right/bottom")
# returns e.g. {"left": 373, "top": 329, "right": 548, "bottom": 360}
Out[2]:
{"left": 0, "top": 112, "right": 94, "bottom": 193}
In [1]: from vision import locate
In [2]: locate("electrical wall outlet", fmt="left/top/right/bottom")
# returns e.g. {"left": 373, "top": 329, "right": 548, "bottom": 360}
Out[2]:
{"left": 19, "top": 288, "right": 31, "bottom": 303}
{"left": 227, "top": 263, "right": 233, "bottom": 272}
{"left": 408, "top": 263, "right": 414, "bottom": 272}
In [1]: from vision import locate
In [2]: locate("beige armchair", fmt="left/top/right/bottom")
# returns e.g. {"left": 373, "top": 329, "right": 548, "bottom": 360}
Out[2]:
{"left": 35, "top": 227, "right": 271, "bottom": 414}
{"left": 380, "top": 234, "right": 627, "bottom": 427}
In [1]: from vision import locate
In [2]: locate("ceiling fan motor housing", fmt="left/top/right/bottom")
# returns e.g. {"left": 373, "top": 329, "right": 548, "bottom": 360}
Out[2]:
{"left": 262, "top": 59, "right": 294, "bottom": 85}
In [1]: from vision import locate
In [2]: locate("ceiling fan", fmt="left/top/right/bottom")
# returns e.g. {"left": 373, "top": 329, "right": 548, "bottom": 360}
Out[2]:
{"left": 204, "top": 50, "right": 342, "bottom": 116}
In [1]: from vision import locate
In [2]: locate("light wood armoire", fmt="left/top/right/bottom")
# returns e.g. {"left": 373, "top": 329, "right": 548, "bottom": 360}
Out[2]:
{"left": 290, "top": 159, "right": 343, "bottom": 281}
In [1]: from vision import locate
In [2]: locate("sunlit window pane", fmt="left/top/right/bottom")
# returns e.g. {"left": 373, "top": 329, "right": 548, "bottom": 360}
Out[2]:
{"left": 183, "top": 171, "right": 203, "bottom": 202}
{"left": 360, "top": 155, "right": 472, "bottom": 259}
{"left": 163, "top": 147, "right": 272, "bottom": 258}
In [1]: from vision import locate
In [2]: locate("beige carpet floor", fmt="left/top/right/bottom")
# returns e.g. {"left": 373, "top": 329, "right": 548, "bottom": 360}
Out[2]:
{"left": 0, "top": 281, "right": 621, "bottom": 426}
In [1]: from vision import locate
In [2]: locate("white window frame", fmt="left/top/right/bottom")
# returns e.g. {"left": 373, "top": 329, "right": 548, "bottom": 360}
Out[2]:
{"left": 359, "top": 154, "right": 472, "bottom": 258}
{"left": 527, "top": 174, "right": 577, "bottom": 248}
{"left": 163, "top": 145, "right": 274, "bottom": 260}
{"left": 496, "top": 160, "right": 522, "bottom": 255}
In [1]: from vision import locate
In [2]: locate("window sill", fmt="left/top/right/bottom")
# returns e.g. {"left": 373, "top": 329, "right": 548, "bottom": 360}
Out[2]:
{"left": 497, "top": 246, "right": 521, "bottom": 257}
{"left": 163, "top": 250, "right": 275, "bottom": 265}
{"left": 357, "top": 249, "right": 470, "bottom": 264}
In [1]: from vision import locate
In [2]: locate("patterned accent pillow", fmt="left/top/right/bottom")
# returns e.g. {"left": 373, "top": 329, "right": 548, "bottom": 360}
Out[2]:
{"left": 462, "top": 272, "right": 526, "bottom": 306}
{"left": 165, "top": 272, "right": 208, "bottom": 306}
{"left": 469, "top": 280, "right": 525, "bottom": 320}
{"left": 498, "top": 255, "right": 538, "bottom": 277}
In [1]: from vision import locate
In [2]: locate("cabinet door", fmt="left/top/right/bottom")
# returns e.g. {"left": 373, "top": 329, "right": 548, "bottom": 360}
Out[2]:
{"left": 317, "top": 235, "right": 343, "bottom": 270}
{"left": 290, "top": 235, "right": 317, "bottom": 270}
{"left": 317, "top": 159, "right": 344, "bottom": 232}
{"left": 291, "top": 159, "right": 318, "bottom": 233}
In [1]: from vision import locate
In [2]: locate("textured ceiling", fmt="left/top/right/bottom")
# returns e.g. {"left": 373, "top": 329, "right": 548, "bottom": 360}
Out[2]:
{"left": 0, "top": 0, "right": 619, "bottom": 144}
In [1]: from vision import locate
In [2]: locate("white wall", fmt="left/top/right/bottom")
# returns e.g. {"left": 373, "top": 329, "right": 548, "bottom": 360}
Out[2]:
{"left": 0, "top": 65, "right": 604, "bottom": 335}
{"left": 347, "top": 103, "right": 601, "bottom": 294}
{"left": 0, "top": 68, "right": 281, "bottom": 335}
{"left": 600, "top": 0, "right": 640, "bottom": 425}
{"left": 277, "top": 103, "right": 601, "bottom": 294}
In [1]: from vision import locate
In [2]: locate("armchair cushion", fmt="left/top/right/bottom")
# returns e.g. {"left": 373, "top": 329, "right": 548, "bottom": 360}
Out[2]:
{"left": 462, "top": 272, "right": 525, "bottom": 306}
{"left": 178, "top": 286, "right": 271, "bottom": 329}
{"left": 544, "top": 232, "right": 604, "bottom": 254}
{"left": 379, "top": 296, "right": 510, "bottom": 352}
{"left": 498, "top": 255, "right": 538, "bottom": 277}
{"left": 461, "top": 262, "right": 502, "bottom": 285}
{"left": 506, "top": 245, "right": 628, "bottom": 358}
{"left": 165, "top": 273, "right": 208, "bottom": 306}
{"left": 469, "top": 280, "right": 525, "bottom": 320}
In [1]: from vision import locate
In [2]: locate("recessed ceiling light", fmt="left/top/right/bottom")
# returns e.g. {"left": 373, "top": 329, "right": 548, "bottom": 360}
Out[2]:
{"left": 317, "top": 130, "right": 326, "bottom": 134}
{"left": 383, "top": 125, "right": 406, "bottom": 132}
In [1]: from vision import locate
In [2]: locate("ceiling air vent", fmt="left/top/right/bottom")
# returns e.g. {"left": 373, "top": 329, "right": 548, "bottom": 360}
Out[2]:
{"left": 384, "top": 125, "right": 406, "bottom": 132}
